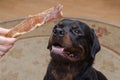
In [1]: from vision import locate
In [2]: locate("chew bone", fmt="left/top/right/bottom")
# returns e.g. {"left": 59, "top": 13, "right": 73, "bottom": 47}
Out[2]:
{"left": 5, "top": 4, "right": 63, "bottom": 38}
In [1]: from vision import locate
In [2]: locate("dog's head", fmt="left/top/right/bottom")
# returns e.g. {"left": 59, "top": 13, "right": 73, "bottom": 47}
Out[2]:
{"left": 47, "top": 19, "right": 100, "bottom": 64}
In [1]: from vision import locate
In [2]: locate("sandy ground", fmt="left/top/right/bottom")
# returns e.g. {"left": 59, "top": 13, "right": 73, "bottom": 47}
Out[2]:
{"left": 0, "top": 0, "right": 120, "bottom": 24}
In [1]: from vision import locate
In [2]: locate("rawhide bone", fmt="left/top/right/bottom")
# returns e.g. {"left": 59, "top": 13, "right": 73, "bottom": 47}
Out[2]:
{"left": 5, "top": 4, "right": 63, "bottom": 38}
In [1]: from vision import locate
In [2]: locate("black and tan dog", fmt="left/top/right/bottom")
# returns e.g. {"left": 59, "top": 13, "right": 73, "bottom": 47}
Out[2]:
{"left": 44, "top": 19, "right": 107, "bottom": 80}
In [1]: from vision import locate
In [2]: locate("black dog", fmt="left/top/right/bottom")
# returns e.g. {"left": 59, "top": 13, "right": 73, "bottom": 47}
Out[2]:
{"left": 44, "top": 19, "right": 107, "bottom": 80}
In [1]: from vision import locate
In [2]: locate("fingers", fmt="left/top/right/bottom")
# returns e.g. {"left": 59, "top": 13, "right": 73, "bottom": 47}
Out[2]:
{"left": 0, "top": 44, "right": 13, "bottom": 56}
{"left": 0, "top": 36, "right": 17, "bottom": 45}
{"left": 0, "top": 28, "right": 17, "bottom": 58}
{"left": 0, "top": 27, "right": 10, "bottom": 35}
{"left": 0, "top": 36, "right": 17, "bottom": 58}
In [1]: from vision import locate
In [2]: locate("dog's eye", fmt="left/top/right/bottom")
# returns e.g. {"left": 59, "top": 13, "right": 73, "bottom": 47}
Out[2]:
{"left": 74, "top": 30, "right": 81, "bottom": 34}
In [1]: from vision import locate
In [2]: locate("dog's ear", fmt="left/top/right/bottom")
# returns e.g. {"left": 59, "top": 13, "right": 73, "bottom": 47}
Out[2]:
{"left": 89, "top": 28, "right": 101, "bottom": 58}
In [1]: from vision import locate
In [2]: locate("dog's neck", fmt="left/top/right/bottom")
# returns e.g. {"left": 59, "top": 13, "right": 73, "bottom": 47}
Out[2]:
{"left": 50, "top": 59, "right": 89, "bottom": 80}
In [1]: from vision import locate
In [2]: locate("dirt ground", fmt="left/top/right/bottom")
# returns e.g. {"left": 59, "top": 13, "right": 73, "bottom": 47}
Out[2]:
{"left": 0, "top": 0, "right": 120, "bottom": 24}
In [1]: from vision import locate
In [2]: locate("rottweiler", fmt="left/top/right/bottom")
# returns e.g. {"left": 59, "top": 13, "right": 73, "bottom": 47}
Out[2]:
{"left": 44, "top": 19, "right": 107, "bottom": 80}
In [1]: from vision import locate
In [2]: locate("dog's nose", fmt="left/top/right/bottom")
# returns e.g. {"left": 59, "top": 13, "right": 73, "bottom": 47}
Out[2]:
{"left": 53, "top": 28, "right": 65, "bottom": 37}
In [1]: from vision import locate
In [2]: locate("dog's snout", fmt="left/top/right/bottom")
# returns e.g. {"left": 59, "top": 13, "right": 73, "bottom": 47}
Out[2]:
{"left": 53, "top": 28, "right": 65, "bottom": 37}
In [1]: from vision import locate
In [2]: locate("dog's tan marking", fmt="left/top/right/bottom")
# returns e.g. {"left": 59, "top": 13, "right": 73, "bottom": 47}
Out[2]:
{"left": 51, "top": 68, "right": 77, "bottom": 80}
{"left": 78, "top": 45, "right": 86, "bottom": 60}
{"left": 72, "top": 24, "right": 78, "bottom": 29}
{"left": 63, "top": 34, "right": 72, "bottom": 47}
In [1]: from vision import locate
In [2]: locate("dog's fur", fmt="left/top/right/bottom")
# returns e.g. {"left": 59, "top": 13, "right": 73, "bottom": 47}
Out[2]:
{"left": 44, "top": 19, "right": 107, "bottom": 80}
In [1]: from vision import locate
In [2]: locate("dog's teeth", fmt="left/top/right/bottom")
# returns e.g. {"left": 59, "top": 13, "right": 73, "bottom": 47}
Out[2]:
{"left": 70, "top": 54, "right": 74, "bottom": 57}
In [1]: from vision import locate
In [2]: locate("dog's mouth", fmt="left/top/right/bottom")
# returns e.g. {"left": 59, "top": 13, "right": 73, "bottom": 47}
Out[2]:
{"left": 50, "top": 42, "right": 80, "bottom": 61}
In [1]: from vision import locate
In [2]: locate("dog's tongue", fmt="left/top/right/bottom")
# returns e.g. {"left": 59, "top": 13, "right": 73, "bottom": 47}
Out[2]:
{"left": 51, "top": 46, "right": 64, "bottom": 54}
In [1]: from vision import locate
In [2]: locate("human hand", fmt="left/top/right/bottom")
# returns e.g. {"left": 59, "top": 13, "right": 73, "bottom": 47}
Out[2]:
{"left": 0, "top": 27, "right": 17, "bottom": 58}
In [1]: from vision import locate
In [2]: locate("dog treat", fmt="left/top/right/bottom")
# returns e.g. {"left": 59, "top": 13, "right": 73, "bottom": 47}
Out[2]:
{"left": 5, "top": 4, "right": 63, "bottom": 38}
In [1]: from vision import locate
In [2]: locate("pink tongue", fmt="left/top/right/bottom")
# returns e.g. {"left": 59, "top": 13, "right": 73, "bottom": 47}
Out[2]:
{"left": 51, "top": 46, "right": 64, "bottom": 54}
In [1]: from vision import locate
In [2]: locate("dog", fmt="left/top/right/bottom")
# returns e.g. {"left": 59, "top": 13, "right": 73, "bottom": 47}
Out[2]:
{"left": 44, "top": 19, "right": 107, "bottom": 80}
